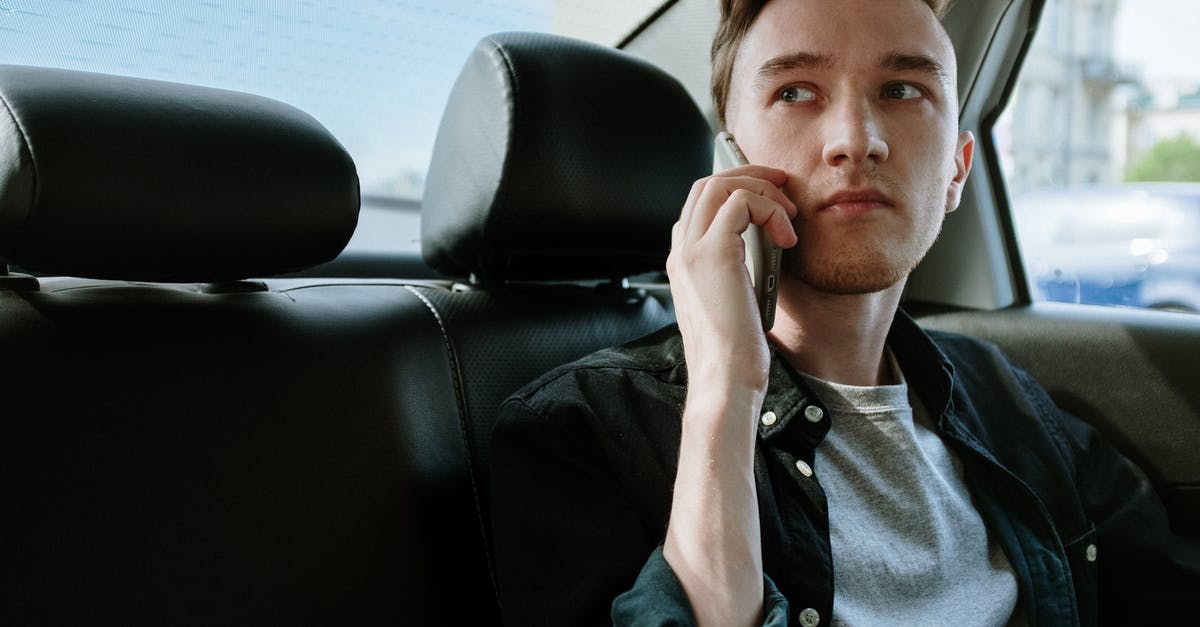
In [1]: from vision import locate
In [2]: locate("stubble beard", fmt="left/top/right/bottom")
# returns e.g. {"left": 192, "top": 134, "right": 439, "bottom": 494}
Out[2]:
{"left": 784, "top": 245, "right": 915, "bottom": 295}
{"left": 783, "top": 188, "right": 946, "bottom": 295}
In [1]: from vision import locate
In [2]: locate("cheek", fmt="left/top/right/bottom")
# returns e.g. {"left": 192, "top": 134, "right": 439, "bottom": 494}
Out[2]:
{"left": 733, "top": 109, "right": 816, "bottom": 163}
{"left": 896, "top": 130, "right": 959, "bottom": 197}
{"left": 919, "top": 128, "right": 960, "bottom": 180}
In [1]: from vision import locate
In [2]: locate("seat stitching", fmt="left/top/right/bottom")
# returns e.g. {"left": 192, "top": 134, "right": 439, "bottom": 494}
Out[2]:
{"left": 403, "top": 284, "right": 503, "bottom": 609}
{"left": 0, "top": 87, "right": 38, "bottom": 225}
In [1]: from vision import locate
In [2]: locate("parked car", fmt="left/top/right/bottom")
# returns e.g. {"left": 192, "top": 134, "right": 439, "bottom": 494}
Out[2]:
{"left": 2, "top": 0, "right": 1197, "bottom": 625}
{"left": 1014, "top": 183, "right": 1200, "bottom": 312}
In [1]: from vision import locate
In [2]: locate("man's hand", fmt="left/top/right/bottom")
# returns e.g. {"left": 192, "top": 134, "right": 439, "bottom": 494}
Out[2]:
{"left": 662, "top": 165, "right": 797, "bottom": 627}
{"left": 667, "top": 165, "right": 798, "bottom": 393}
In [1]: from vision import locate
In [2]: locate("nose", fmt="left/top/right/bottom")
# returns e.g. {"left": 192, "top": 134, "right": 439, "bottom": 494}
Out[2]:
{"left": 821, "top": 97, "right": 889, "bottom": 166}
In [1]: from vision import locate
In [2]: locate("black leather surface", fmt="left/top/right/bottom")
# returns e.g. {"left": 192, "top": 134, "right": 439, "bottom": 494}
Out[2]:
{"left": 1, "top": 283, "right": 483, "bottom": 624}
{"left": 421, "top": 32, "right": 712, "bottom": 281}
{"left": 411, "top": 282, "right": 676, "bottom": 575}
{"left": 0, "top": 278, "right": 675, "bottom": 625}
{"left": 0, "top": 65, "right": 359, "bottom": 282}
{"left": 1, "top": 35, "right": 695, "bottom": 625}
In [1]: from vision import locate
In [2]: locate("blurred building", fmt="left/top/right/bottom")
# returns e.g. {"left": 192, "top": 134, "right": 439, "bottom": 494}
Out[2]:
{"left": 1000, "top": 0, "right": 1133, "bottom": 195}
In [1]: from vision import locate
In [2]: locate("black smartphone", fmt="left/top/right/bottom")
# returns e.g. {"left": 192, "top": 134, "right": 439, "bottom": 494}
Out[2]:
{"left": 713, "top": 131, "right": 782, "bottom": 332}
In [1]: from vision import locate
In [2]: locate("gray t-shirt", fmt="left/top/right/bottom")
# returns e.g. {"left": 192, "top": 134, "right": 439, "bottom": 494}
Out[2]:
{"left": 801, "top": 352, "right": 1024, "bottom": 626}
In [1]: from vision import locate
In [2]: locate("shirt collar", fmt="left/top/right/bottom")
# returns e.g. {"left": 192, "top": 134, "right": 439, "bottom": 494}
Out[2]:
{"left": 757, "top": 308, "right": 956, "bottom": 446}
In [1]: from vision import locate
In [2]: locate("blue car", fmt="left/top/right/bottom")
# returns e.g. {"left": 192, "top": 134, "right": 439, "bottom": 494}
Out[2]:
{"left": 1013, "top": 183, "right": 1200, "bottom": 312}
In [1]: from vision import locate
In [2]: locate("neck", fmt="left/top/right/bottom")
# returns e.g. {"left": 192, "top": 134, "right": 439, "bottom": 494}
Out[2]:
{"left": 766, "top": 275, "right": 904, "bottom": 387}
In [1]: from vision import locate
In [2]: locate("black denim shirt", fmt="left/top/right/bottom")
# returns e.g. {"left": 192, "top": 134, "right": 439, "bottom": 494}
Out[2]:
{"left": 489, "top": 310, "right": 1200, "bottom": 626}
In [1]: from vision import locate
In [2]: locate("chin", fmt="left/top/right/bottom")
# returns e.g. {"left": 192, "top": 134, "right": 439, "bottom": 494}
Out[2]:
{"left": 785, "top": 250, "right": 914, "bottom": 295}
{"left": 799, "top": 267, "right": 907, "bottom": 295}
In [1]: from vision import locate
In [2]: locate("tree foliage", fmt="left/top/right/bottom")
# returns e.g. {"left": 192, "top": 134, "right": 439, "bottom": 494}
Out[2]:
{"left": 1126, "top": 132, "right": 1200, "bottom": 182}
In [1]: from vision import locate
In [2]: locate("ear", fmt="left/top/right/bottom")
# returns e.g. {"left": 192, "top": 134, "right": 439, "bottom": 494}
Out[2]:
{"left": 944, "top": 131, "right": 975, "bottom": 214}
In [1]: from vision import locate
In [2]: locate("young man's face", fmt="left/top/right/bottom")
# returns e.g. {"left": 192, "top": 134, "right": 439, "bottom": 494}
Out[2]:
{"left": 726, "top": 0, "right": 973, "bottom": 295}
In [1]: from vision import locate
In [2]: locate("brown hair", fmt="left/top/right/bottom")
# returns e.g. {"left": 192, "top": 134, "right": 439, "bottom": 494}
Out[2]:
{"left": 711, "top": 0, "right": 952, "bottom": 124}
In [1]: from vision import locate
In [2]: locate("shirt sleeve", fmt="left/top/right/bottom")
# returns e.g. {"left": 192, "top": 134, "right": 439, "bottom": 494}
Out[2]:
{"left": 491, "top": 396, "right": 667, "bottom": 626}
{"left": 611, "top": 545, "right": 790, "bottom": 627}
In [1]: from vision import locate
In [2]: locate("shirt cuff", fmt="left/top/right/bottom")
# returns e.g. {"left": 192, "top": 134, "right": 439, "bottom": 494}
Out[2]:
{"left": 611, "top": 545, "right": 790, "bottom": 626}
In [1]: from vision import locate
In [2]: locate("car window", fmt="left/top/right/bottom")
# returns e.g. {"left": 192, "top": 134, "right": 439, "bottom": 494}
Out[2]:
{"left": 3, "top": 0, "right": 663, "bottom": 267}
{"left": 995, "top": 0, "right": 1200, "bottom": 313}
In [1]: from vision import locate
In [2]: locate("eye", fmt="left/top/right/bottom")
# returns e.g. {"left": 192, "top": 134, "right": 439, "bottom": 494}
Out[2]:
{"left": 779, "top": 85, "right": 816, "bottom": 103}
{"left": 883, "top": 82, "right": 923, "bottom": 100}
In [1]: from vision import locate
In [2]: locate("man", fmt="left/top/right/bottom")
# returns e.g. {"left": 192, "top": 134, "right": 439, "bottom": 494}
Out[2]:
{"left": 490, "top": 1, "right": 1200, "bottom": 625}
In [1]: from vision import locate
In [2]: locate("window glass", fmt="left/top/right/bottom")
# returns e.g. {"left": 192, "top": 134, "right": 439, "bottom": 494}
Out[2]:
{"left": 2, "top": 1, "right": 662, "bottom": 265}
{"left": 996, "top": 0, "right": 1200, "bottom": 313}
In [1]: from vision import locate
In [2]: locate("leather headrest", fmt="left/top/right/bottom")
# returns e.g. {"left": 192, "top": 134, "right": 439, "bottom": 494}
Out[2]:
{"left": 421, "top": 32, "right": 711, "bottom": 281}
{"left": 0, "top": 65, "right": 359, "bottom": 282}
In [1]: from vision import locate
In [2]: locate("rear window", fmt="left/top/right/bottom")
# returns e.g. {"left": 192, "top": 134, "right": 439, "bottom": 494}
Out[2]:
{"left": 2, "top": 1, "right": 664, "bottom": 268}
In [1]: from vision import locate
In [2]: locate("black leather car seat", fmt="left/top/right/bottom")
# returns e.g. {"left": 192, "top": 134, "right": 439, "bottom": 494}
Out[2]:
{"left": 413, "top": 31, "right": 710, "bottom": 619}
{"left": 0, "top": 66, "right": 415, "bottom": 625}
{"left": 1, "top": 31, "right": 711, "bottom": 625}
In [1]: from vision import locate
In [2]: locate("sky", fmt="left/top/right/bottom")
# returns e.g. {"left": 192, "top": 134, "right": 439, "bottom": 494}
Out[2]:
{"left": 1115, "top": 0, "right": 1200, "bottom": 83}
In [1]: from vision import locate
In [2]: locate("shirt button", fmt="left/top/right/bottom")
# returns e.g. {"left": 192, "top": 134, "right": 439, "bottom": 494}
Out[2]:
{"left": 795, "top": 459, "right": 813, "bottom": 477}
{"left": 760, "top": 411, "right": 778, "bottom": 426}
{"left": 799, "top": 607, "right": 820, "bottom": 626}
{"left": 1086, "top": 544, "right": 1097, "bottom": 562}
{"left": 804, "top": 405, "right": 824, "bottom": 423}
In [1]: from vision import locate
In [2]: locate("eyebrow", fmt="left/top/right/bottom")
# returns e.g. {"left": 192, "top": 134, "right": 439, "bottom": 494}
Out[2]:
{"left": 753, "top": 50, "right": 951, "bottom": 88}
{"left": 754, "top": 51, "right": 834, "bottom": 89}
{"left": 879, "top": 51, "right": 951, "bottom": 84}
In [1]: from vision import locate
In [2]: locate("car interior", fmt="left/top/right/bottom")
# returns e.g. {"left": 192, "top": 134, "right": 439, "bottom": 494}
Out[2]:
{"left": 3, "top": 0, "right": 1197, "bottom": 624}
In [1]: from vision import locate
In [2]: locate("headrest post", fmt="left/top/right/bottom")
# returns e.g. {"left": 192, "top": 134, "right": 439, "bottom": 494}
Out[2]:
{"left": 0, "top": 257, "right": 39, "bottom": 290}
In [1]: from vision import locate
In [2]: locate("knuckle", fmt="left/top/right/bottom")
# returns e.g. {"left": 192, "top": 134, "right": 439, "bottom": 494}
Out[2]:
{"left": 728, "top": 188, "right": 751, "bottom": 201}
{"left": 665, "top": 252, "right": 686, "bottom": 277}
{"left": 728, "top": 188, "right": 759, "bottom": 208}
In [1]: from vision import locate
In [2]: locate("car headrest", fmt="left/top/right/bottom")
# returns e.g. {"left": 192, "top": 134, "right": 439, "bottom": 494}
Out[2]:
{"left": 0, "top": 65, "right": 359, "bottom": 282}
{"left": 421, "top": 32, "right": 712, "bottom": 282}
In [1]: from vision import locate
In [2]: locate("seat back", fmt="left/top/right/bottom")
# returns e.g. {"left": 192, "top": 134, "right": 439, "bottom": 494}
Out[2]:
{"left": 0, "top": 66, "right": 429, "bottom": 624}
{"left": 2, "top": 34, "right": 711, "bottom": 624}
{"left": 416, "top": 31, "right": 711, "bottom": 617}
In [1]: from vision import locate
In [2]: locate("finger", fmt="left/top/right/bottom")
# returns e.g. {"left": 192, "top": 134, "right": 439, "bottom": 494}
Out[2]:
{"left": 709, "top": 188, "right": 798, "bottom": 249}
{"left": 685, "top": 177, "right": 736, "bottom": 242}
{"left": 670, "top": 219, "right": 686, "bottom": 255}
{"left": 714, "top": 163, "right": 789, "bottom": 188}
{"left": 686, "top": 176, "right": 795, "bottom": 243}
{"left": 676, "top": 177, "right": 708, "bottom": 236}
{"left": 720, "top": 175, "right": 797, "bottom": 217}
{"left": 682, "top": 167, "right": 795, "bottom": 237}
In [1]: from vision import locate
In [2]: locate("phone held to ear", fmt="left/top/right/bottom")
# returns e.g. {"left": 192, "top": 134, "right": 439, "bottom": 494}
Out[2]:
{"left": 713, "top": 131, "right": 782, "bottom": 332}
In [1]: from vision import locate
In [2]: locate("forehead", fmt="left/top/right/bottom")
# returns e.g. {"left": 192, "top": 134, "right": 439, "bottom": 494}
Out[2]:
{"left": 735, "top": 0, "right": 957, "bottom": 86}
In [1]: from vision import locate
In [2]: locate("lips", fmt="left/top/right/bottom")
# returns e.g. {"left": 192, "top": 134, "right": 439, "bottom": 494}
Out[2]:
{"left": 818, "top": 189, "right": 895, "bottom": 214}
